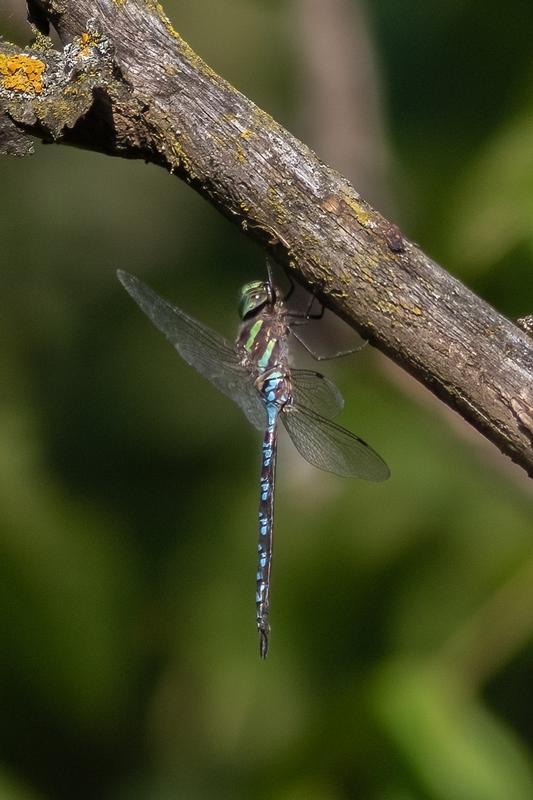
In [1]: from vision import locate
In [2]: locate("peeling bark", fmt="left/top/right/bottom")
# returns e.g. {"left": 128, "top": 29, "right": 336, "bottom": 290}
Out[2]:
{"left": 1, "top": 0, "right": 532, "bottom": 475}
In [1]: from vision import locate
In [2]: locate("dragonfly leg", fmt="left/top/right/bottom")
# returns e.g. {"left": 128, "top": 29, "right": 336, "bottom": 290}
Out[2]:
{"left": 266, "top": 258, "right": 325, "bottom": 315}
{"left": 267, "top": 257, "right": 295, "bottom": 303}
{"left": 290, "top": 333, "right": 367, "bottom": 360}
{"left": 303, "top": 294, "right": 323, "bottom": 319}
{"left": 290, "top": 306, "right": 368, "bottom": 360}
{"left": 288, "top": 311, "right": 324, "bottom": 324}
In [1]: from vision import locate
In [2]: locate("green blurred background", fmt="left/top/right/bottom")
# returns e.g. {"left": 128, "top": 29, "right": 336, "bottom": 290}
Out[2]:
{"left": 1, "top": 2, "right": 533, "bottom": 798}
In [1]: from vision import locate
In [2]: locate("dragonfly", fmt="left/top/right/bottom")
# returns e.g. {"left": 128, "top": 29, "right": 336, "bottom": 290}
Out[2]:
{"left": 117, "top": 264, "right": 390, "bottom": 658}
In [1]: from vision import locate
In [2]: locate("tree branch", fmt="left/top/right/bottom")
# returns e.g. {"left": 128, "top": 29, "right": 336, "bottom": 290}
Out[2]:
{"left": 1, "top": 0, "right": 532, "bottom": 475}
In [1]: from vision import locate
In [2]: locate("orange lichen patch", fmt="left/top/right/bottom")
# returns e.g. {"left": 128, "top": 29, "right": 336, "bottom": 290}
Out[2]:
{"left": 79, "top": 31, "right": 98, "bottom": 56}
{"left": 0, "top": 53, "right": 45, "bottom": 94}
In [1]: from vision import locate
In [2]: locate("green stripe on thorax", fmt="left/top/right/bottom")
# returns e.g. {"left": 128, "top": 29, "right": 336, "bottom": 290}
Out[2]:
{"left": 245, "top": 319, "right": 263, "bottom": 352}
{"left": 258, "top": 339, "right": 276, "bottom": 370}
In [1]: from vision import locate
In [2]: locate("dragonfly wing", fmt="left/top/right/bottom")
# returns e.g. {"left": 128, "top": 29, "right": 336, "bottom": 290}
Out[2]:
{"left": 118, "top": 270, "right": 265, "bottom": 430}
{"left": 282, "top": 404, "right": 390, "bottom": 481}
{"left": 290, "top": 369, "right": 344, "bottom": 418}
{"left": 233, "top": 391, "right": 266, "bottom": 431}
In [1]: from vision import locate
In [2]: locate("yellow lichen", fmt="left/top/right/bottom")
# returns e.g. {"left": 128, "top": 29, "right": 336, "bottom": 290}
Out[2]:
{"left": 149, "top": 2, "right": 221, "bottom": 83}
{"left": 376, "top": 300, "right": 399, "bottom": 317}
{"left": 266, "top": 186, "right": 290, "bottom": 225}
{"left": 360, "top": 266, "right": 375, "bottom": 284}
{"left": 0, "top": 53, "right": 45, "bottom": 94}
{"left": 376, "top": 297, "right": 424, "bottom": 321}
{"left": 239, "top": 128, "right": 255, "bottom": 140}
{"left": 251, "top": 105, "right": 278, "bottom": 133}
{"left": 321, "top": 192, "right": 373, "bottom": 230}
{"left": 235, "top": 142, "right": 247, "bottom": 163}
{"left": 208, "top": 132, "right": 226, "bottom": 151}
{"left": 341, "top": 194, "right": 372, "bottom": 227}
{"left": 170, "top": 137, "right": 197, "bottom": 179}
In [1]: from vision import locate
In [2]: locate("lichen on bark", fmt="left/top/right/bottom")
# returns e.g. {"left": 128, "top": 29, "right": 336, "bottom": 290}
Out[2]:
{"left": 1, "top": 0, "right": 532, "bottom": 476}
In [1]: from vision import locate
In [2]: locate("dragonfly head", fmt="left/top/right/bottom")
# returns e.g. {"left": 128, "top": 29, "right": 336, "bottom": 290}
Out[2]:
{"left": 238, "top": 280, "right": 274, "bottom": 320}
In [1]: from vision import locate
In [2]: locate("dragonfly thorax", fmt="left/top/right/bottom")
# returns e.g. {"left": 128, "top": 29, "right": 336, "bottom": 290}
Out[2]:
{"left": 238, "top": 280, "right": 275, "bottom": 320}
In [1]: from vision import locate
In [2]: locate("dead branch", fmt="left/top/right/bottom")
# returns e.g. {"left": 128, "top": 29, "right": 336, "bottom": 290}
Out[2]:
{"left": 1, "top": 0, "right": 532, "bottom": 475}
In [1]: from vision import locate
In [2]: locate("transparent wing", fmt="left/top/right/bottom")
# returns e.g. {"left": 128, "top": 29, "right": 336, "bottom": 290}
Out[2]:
{"left": 290, "top": 369, "right": 344, "bottom": 418}
{"left": 282, "top": 405, "right": 390, "bottom": 481}
{"left": 118, "top": 270, "right": 265, "bottom": 430}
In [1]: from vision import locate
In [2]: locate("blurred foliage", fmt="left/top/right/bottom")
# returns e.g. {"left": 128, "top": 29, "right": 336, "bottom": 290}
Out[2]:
{"left": 1, "top": 1, "right": 533, "bottom": 799}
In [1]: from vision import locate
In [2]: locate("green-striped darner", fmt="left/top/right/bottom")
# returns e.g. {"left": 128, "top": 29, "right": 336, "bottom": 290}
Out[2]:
{"left": 117, "top": 265, "right": 389, "bottom": 658}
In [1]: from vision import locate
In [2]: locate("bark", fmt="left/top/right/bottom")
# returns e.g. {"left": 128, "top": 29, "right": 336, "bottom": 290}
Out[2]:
{"left": 1, "top": 0, "right": 532, "bottom": 475}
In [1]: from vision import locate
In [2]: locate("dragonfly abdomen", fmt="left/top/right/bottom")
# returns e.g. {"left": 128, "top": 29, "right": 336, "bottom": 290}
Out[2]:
{"left": 256, "top": 404, "right": 277, "bottom": 659}
{"left": 255, "top": 369, "right": 291, "bottom": 658}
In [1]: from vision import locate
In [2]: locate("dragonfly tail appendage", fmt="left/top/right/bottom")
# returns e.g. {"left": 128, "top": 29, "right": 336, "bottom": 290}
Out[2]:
{"left": 256, "top": 406, "right": 278, "bottom": 659}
